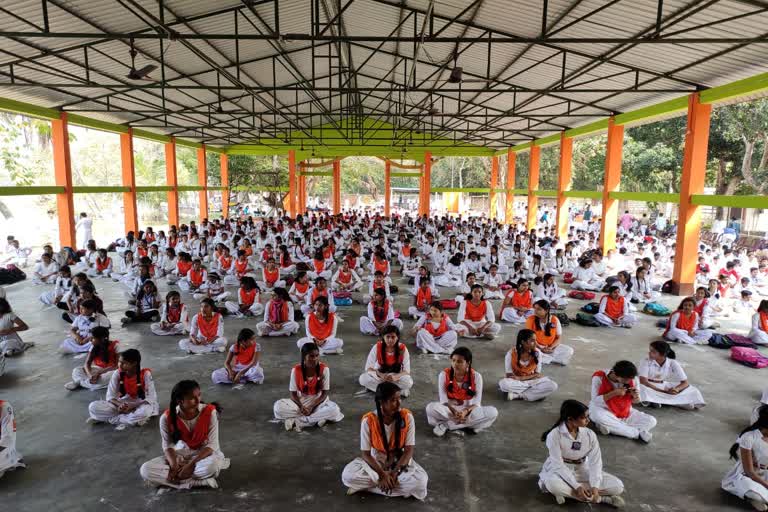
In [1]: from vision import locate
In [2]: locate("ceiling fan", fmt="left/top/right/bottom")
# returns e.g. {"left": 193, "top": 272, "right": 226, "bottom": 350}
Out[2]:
{"left": 438, "top": 52, "right": 492, "bottom": 85}
{"left": 126, "top": 38, "right": 158, "bottom": 80}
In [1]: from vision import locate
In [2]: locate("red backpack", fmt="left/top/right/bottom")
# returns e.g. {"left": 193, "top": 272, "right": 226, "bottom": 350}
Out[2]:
{"left": 562, "top": 272, "right": 574, "bottom": 284}
{"left": 568, "top": 290, "right": 595, "bottom": 300}
{"left": 438, "top": 299, "right": 459, "bottom": 310}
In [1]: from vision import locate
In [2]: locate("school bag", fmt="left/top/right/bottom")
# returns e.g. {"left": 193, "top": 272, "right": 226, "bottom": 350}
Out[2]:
{"left": 500, "top": 283, "right": 512, "bottom": 290}
{"left": 334, "top": 297, "right": 353, "bottom": 306}
{"left": 0, "top": 264, "right": 26, "bottom": 285}
{"left": 407, "top": 277, "right": 415, "bottom": 285}
{"left": 725, "top": 333, "right": 758, "bottom": 348}
{"left": 730, "top": 347, "right": 768, "bottom": 369}
{"left": 708, "top": 333, "right": 733, "bottom": 349}
{"left": 642, "top": 302, "right": 671, "bottom": 316}
{"left": 575, "top": 312, "right": 600, "bottom": 327}
{"left": 438, "top": 299, "right": 459, "bottom": 310}
{"left": 334, "top": 291, "right": 352, "bottom": 300}
{"left": 655, "top": 319, "right": 668, "bottom": 329}
{"left": 562, "top": 272, "right": 574, "bottom": 284}
{"left": 580, "top": 302, "right": 600, "bottom": 315}
{"left": 568, "top": 290, "right": 596, "bottom": 300}
{"left": 389, "top": 285, "right": 399, "bottom": 293}
{"left": 661, "top": 279, "right": 674, "bottom": 294}
{"left": 555, "top": 312, "right": 570, "bottom": 327}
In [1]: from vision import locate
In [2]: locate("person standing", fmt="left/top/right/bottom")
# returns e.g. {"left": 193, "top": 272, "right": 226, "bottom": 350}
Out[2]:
{"left": 75, "top": 212, "right": 93, "bottom": 250}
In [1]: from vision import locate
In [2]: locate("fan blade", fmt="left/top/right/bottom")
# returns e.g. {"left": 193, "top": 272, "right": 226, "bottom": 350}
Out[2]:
{"left": 127, "top": 64, "right": 157, "bottom": 80}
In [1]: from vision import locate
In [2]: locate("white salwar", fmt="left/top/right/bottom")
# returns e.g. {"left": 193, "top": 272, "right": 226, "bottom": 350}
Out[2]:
{"left": 663, "top": 312, "right": 713, "bottom": 345}
{"left": 358, "top": 344, "right": 414, "bottom": 394}
{"left": 637, "top": 357, "right": 705, "bottom": 408}
{"left": 594, "top": 297, "right": 637, "bottom": 328}
{"left": 178, "top": 314, "right": 228, "bottom": 354}
{"left": 360, "top": 301, "right": 403, "bottom": 335}
{"left": 88, "top": 370, "right": 159, "bottom": 425}
{"left": 454, "top": 300, "right": 501, "bottom": 339}
{"left": 272, "top": 366, "right": 344, "bottom": 428}
{"left": 71, "top": 366, "right": 115, "bottom": 391}
{"left": 588, "top": 371, "right": 657, "bottom": 440}
{"left": 425, "top": 371, "right": 498, "bottom": 432}
{"left": 414, "top": 316, "right": 459, "bottom": 354}
{"left": 211, "top": 344, "right": 264, "bottom": 384}
{"left": 722, "top": 430, "right": 768, "bottom": 507}
{"left": 0, "top": 401, "right": 25, "bottom": 476}
{"left": 498, "top": 349, "right": 558, "bottom": 401}
{"left": 296, "top": 314, "right": 344, "bottom": 354}
{"left": 256, "top": 300, "right": 300, "bottom": 337}
{"left": 150, "top": 304, "right": 190, "bottom": 336}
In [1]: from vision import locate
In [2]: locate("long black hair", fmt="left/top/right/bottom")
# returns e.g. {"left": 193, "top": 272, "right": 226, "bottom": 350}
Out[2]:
{"left": 447, "top": 346, "right": 475, "bottom": 397}
{"left": 516, "top": 328, "right": 539, "bottom": 366}
{"left": 541, "top": 400, "right": 589, "bottom": 442}
{"left": 374, "top": 381, "right": 404, "bottom": 461}
{"left": 731, "top": 405, "right": 768, "bottom": 459}
{"left": 89, "top": 326, "right": 111, "bottom": 366}
{"left": 533, "top": 299, "right": 553, "bottom": 337}
{"left": 119, "top": 348, "right": 145, "bottom": 400}
{"left": 650, "top": 340, "right": 676, "bottom": 360}
{"left": 167, "top": 380, "right": 222, "bottom": 443}
{"left": 299, "top": 342, "right": 323, "bottom": 393}
{"left": 378, "top": 325, "right": 402, "bottom": 373}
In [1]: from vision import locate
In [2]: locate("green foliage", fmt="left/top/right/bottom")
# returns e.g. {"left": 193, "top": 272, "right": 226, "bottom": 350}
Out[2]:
{"left": 430, "top": 156, "right": 490, "bottom": 188}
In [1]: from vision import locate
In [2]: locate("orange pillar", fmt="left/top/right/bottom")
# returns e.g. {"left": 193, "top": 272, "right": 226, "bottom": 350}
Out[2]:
{"left": 120, "top": 129, "right": 139, "bottom": 234}
{"left": 526, "top": 145, "right": 540, "bottom": 230}
{"left": 505, "top": 149, "right": 516, "bottom": 224}
{"left": 422, "top": 152, "right": 432, "bottom": 217}
{"left": 197, "top": 146, "right": 208, "bottom": 221}
{"left": 288, "top": 150, "right": 297, "bottom": 217}
{"left": 384, "top": 160, "right": 391, "bottom": 217}
{"left": 333, "top": 159, "right": 341, "bottom": 215}
{"left": 220, "top": 154, "right": 229, "bottom": 218}
{"left": 672, "top": 93, "right": 712, "bottom": 295}
{"left": 299, "top": 171, "right": 306, "bottom": 214}
{"left": 51, "top": 113, "right": 76, "bottom": 249}
{"left": 599, "top": 117, "right": 624, "bottom": 252}
{"left": 164, "top": 139, "right": 179, "bottom": 228}
{"left": 556, "top": 132, "right": 573, "bottom": 239}
{"left": 489, "top": 155, "right": 499, "bottom": 220}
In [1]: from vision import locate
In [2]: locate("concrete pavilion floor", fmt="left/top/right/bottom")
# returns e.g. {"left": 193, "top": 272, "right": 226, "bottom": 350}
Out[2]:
{"left": 0, "top": 268, "right": 762, "bottom": 512}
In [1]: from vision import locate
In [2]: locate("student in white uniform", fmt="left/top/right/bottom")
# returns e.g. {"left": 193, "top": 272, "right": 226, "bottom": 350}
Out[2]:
{"left": 64, "top": 326, "right": 117, "bottom": 391}
{"left": 571, "top": 259, "right": 603, "bottom": 292}
{"left": 411, "top": 302, "right": 459, "bottom": 355}
{"left": 273, "top": 343, "right": 344, "bottom": 432}
{"left": 0, "top": 299, "right": 31, "bottom": 357}
{"left": 534, "top": 274, "right": 568, "bottom": 309}
{"left": 359, "top": 326, "right": 413, "bottom": 397}
{"left": 750, "top": 300, "right": 768, "bottom": 345}
{"left": 223, "top": 276, "right": 263, "bottom": 319}
{"left": 500, "top": 279, "right": 535, "bottom": 324}
{"left": 256, "top": 288, "right": 300, "bottom": 337}
{"left": 408, "top": 277, "right": 435, "bottom": 320}
{"left": 629, "top": 267, "right": 660, "bottom": 304}
{"left": 455, "top": 285, "right": 501, "bottom": 340}
{"left": 211, "top": 328, "right": 264, "bottom": 385}
{"left": 297, "top": 296, "right": 344, "bottom": 355}
{"left": 360, "top": 288, "right": 404, "bottom": 336}
{"left": 638, "top": 341, "right": 705, "bottom": 410}
{"left": 0, "top": 399, "right": 25, "bottom": 478}
{"left": 589, "top": 360, "right": 656, "bottom": 443}
{"left": 39, "top": 265, "right": 72, "bottom": 306}
{"left": 538, "top": 400, "right": 625, "bottom": 507}
{"left": 341, "top": 382, "right": 428, "bottom": 500}
{"left": 179, "top": 299, "right": 228, "bottom": 354}
{"left": 498, "top": 329, "right": 558, "bottom": 402}
{"left": 151, "top": 291, "right": 189, "bottom": 336}
{"left": 139, "top": 380, "right": 229, "bottom": 489}
{"left": 425, "top": 347, "right": 498, "bottom": 436}
{"left": 723, "top": 406, "right": 768, "bottom": 512}
{"left": 88, "top": 349, "right": 159, "bottom": 428}
{"left": 32, "top": 252, "right": 59, "bottom": 284}
{"left": 662, "top": 297, "right": 714, "bottom": 345}
{"left": 59, "top": 299, "right": 110, "bottom": 354}
{"left": 526, "top": 300, "right": 574, "bottom": 366}
{"left": 482, "top": 265, "right": 505, "bottom": 300}
{"left": 594, "top": 287, "right": 637, "bottom": 328}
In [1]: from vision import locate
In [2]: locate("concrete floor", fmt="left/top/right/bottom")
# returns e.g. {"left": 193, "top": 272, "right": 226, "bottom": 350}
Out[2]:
{"left": 0, "top": 270, "right": 761, "bottom": 512}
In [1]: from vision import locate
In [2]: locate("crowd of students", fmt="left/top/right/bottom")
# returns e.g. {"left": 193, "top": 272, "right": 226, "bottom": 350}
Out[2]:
{"left": 1, "top": 210, "right": 767, "bottom": 509}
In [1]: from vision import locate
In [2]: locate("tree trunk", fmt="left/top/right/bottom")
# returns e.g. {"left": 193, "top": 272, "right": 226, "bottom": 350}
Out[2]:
{"left": 0, "top": 199, "right": 13, "bottom": 220}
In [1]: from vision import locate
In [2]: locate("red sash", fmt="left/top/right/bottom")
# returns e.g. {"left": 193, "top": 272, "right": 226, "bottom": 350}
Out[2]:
{"left": 234, "top": 343, "right": 256, "bottom": 365}
{"left": 364, "top": 409, "right": 410, "bottom": 453}
{"left": 308, "top": 312, "right": 335, "bottom": 340}
{"left": 603, "top": 296, "right": 625, "bottom": 319}
{"left": 444, "top": 367, "right": 475, "bottom": 401}
{"left": 189, "top": 269, "right": 204, "bottom": 286}
{"left": 424, "top": 316, "right": 449, "bottom": 337}
{"left": 594, "top": 370, "right": 633, "bottom": 419}
{"left": 416, "top": 287, "right": 432, "bottom": 310}
{"left": 264, "top": 267, "right": 279, "bottom": 286}
{"left": 338, "top": 270, "right": 352, "bottom": 284}
{"left": 465, "top": 300, "right": 487, "bottom": 322}
{"left": 376, "top": 341, "right": 405, "bottom": 368}
{"left": 122, "top": 368, "right": 151, "bottom": 398}
{"left": 235, "top": 259, "right": 248, "bottom": 274}
{"left": 240, "top": 288, "right": 257, "bottom": 307}
{"left": 197, "top": 313, "right": 220, "bottom": 339}
{"left": 372, "top": 300, "right": 389, "bottom": 323}
{"left": 96, "top": 257, "right": 111, "bottom": 272}
{"left": 165, "top": 404, "right": 215, "bottom": 450}
{"left": 92, "top": 340, "right": 119, "bottom": 368}
{"left": 293, "top": 363, "right": 327, "bottom": 395}
{"left": 166, "top": 304, "right": 183, "bottom": 324}
{"left": 219, "top": 256, "right": 233, "bottom": 270}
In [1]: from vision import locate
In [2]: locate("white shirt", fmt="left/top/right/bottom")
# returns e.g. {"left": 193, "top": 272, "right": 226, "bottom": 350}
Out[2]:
{"left": 364, "top": 343, "right": 411, "bottom": 373}
{"left": 360, "top": 410, "right": 416, "bottom": 460}
{"left": 542, "top": 424, "right": 604, "bottom": 488}
{"left": 638, "top": 357, "right": 687, "bottom": 384}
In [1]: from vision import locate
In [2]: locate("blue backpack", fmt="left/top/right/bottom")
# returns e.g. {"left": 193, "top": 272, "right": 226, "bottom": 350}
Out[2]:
{"left": 643, "top": 302, "right": 671, "bottom": 316}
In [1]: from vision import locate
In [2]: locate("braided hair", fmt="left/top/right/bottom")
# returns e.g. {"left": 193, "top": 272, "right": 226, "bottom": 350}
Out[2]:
{"left": 447, "top": 346, "right": 475, "bottom": 397}
{"left": 167, "top": 380, "right": 222, "bottom": 444}
{"left": 731, "top": 405, "right": 768, "bottom": 459}
{"left": 516, "top": 328, "right": 539, "bottom": 366}
{"left": 88, "top": 326, "right": 111, "bottom": 367}
{"left": 378, "top": 325, "right": 402, "bottom": 373}
{"left": 533, "top": 299, "right": 553, "bottom": 337}
{"left": 374, "top": 381, "right": 404, "bottom": 463}
{"left": 299, "top": 342, "right": 323, "bottom": 393}
{"left": 119, "top": 348, "right": 145, "bottom": 400}
{"left": 541, "top": 400, "right": 589, "bottom": 442}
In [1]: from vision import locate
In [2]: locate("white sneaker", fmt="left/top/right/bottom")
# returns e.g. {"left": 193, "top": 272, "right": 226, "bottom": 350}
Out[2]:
{"left": 433, "top": 424, "right": 447, "bottom": 437}
{"left": 418, "top": 348, "right": 428, "bottom": 355}
{"left": 317, "top": 419, "right": 327, "bottom": 428}
{"left": 638, "top": 430, "right": 653, "bottom": 444}
{"left": 554, "top": 495, "right": 566, "bottom": 505}
{"left": 750, "top": 498, "right": 768, "bottom": 512}
{"left": 284, "top": 419, "right": 295, "bottom": 431}
{"left": 601, "top": 495, "right": 625, "bottom": 508}
{"left": 597, "top": 424, "right": 610, "bottom": 436}
{"left": 346, "top": 487, "right": 361, "bottom": 496}
{"left": 64, "top": 381, "right": 79, "bottom": 391}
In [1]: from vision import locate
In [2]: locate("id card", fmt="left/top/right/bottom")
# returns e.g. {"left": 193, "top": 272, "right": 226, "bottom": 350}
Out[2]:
{"left": 571, "top": 441, "right": 582, "bottom": 451}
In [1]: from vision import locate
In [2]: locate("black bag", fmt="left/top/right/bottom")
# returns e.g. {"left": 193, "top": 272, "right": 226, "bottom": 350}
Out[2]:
{"left": 389, "top": 285, "right": 399, "bottom": 293}
{"left": 0, "top": 264, "right": 26, "bottom": 285}
{"left": 555, "top": 312, "right": 570, "bottom": 327}
{"left": 602, "top": 276, "right": 619, "bottom": 292}
{"left": 575, "top": 312, "right": 600, "bottom": 327}
{"left": 580, "top": 302, "right": 600, "bottom": 315}
{"left": 294, "top": 309, "right": 305, "bottom": 322}
{"left": 661, "top": 279, "right": 674, "bottom": 294}
{"left": 708, "top": 333, "right": 733, "bottom": 349}
{"left": 407, "top": 277, "right": 415, "bottom": 285}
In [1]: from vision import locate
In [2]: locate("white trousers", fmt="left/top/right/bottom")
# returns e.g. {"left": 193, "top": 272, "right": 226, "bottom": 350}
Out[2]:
{"left": 484, "top": 289, "right": 504, "bottom": 300}
{"left": 256, "top": 280, "right": 286, "bottom": 292}
{"left": 539, "top": 466, "right": 624, "bottom": 501}
{"left": 594, "top": 313, "right": 637, "bottom": 328}
{"left": 534, "top": 295, "right": 568, "bottom": 308}
{"left": 415, "top": 330, "right": 457, "bottom": 354}
{"left": 589, "top": 405, "right": 657, "bottom": 439}
{"left": 498, "top": 376, "right": 558, "bottom": 401}
{"left": 88, "top": 400, "right": 155, "bottom": 425}
{"left": 296, "top": 336, "right": 344, "bottom": 354}
{"left": 359, "top": 317, "right": 404, "bottom": 336}
{"left": 638, "top": 382, "right": 706, "bottom": 408}
{"left": 454, "top": 320, "right": 502, "bottom": 339}
{"left": 664, "top": 327, "right": 713, "bottom": 345}
{"left": 178, "top": 337, "right": 228, "bottom": 354}
{"left": 224, "top": 301, "right": 265, "bottom": 318}
{"left": 433, "top": 275, "right": 462, "bottom": 288}
{"left": 359, "top": 371, "right": 414, "bottom": 393}
{"left": 193, "top": 291, "right": 229, "bottom": 302}
{"left": 150, "top": 322, "right": 187, "bottom": 336}
{"left": 139, "top": 442, "right": 230, "bottom": 489}
{"left": 407, "top": 307, "right": 428, "bottom": 320}
{"left": 60, "top": 337, "right": 92, "bottom": 354}
{"left": 39, "top": 290, "right": 60, "bottom": 305}
{"left": 72, "top": 367, "right": 114, "bottom": 390}
{"left": 571, "top": 280, "right": 602, "bottom": 292}
{"left": 0, "top": 334, "right": 26, "bottom": 356}
{"left": 272, "top": 397, "right": 344, "bottom": 428}
{"left": 539, "top": 345, "right": 574, "bottom": 366}
{"left": 342, "top": 458, "right": 428, "bottom": 500}
{"left": 425, "top": 402, "right": 498, "bottom": 432}
{"left": 749, "top": 329, "right": 768, "bottom": 345}
{"left": 256, "top": 321, "right": 299, "bottom": 337}
{"left": 501, "top": 308, "right": 533, "bottom": 323}
{"left": 211, "top": 363, "right": 264, "bottom": 384}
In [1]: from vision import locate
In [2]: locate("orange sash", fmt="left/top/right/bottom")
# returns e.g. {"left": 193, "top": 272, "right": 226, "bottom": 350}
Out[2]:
{"left": 164, "top": 404, "right": 215, "bottom": 450}
{"left": 444, "top": 367, "right": 475, "bottom": 401}
{"left": 264, "top": 267, "right": 279, "bottom": 285}
{"left": 197, "top": 313, "right": 220, "bottom": 339}
{"left": 122, "top": 368, "right": 151, "bottom": 398}
{"left": 424, "top": 316, "right": 449, "bottom": 337}
{"left": 364, "top": 409, "right": 411, "bottom": 453}
{"left": 510, "top": 349, "right": 537, "bottom": 376}
{"left": 416, "top": 287, "right": 432, "bottom": 310}
{"left": 234, "top": 343, "right": 256, "bottom": 365}
{"left": 603, "top": 295, "right": 625, "bottom": 319}
{"left": 465, "top": 300, "right": 488, "bottom": 322}
{"left": 239, "top": 288, "right": 257, "bottom": 306}
{"left": 308, "top": 312, "right": 335, "bottom": 340}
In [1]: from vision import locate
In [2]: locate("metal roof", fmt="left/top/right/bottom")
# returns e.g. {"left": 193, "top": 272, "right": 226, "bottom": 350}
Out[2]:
{"left": 0, "top": 0, "right": 767, "bottom": 151}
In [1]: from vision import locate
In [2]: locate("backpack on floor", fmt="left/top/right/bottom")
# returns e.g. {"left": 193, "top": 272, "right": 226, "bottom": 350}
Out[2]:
{"left": 293, "top": 309, "right": 304, "bottom": 322}
{"left": 568, "top": 290, "right": 596, "bottom": 300}
{"left": 643, "top": 302, "right": 671, "bottom": 316}
{"left": 407, "top": 277, "right": 415, "bottom": 285}
{"left": 725, "top": 333, "right": 758, "bottom": 348}
{"left": 563, "top": 272, "right": 574, "bottom": 284}
{"left": 555, "top": 312, "right": 570, "bottom": 327}
{"left": 731, "top": 347, "right": 768, "bottom": 369}
{"left": 334, "top": 297, "right": 353, "bottom": 306}
{"left": 389, "top": 285, "right": 399, "bottom": 293}
{"left": 334, "top": 291, "right": 352, "bottom": 300}
{"left": 580, "top": 302, "right": 600, "bottom": 315}
{"left": 438, "top": 299, "right": 459, "bottom": 310}
{"left": 708, "top": 333, "right": 733, "bottom": 349}
{"left": 0, "top": 264, "right": 25, "bottom": 285}
{"left": 575, "top": 312, "right": 600, "bottom": 327}
{"left": 661, "top": 279, "right": 674, "bottom": 294}
{"left": 655, "top": 319, "right": 668, "bottom": 329}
